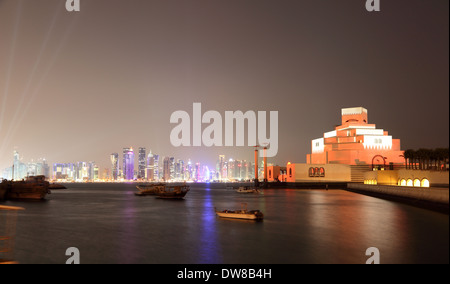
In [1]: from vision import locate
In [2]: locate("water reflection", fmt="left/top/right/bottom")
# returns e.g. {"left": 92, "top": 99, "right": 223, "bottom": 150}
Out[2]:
{"left": 198, "top": 188, "right": 221, "bottom": 263}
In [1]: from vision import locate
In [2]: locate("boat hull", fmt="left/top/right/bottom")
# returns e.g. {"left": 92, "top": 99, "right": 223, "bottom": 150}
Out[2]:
{"left": 216, "top": 210, "right": 264, "bottom": 220}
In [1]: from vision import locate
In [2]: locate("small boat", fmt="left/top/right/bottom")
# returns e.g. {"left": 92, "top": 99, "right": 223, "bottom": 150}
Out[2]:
{"left": 215, "top": 203, "right": 264, "bottom": 220}
{"left": 135, "top": 183, "right": 165, "bottom": 196}
{"left": 236, "top": 186, "right": 261, "bottom": 194}
{"left": 0, "top": 176, "right": 51, "bottom": 201}
{"left": 155, "top": 184, "right": 190, "bottom": 199}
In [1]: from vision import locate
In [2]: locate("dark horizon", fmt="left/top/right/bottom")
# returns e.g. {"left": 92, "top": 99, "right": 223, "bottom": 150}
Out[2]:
{"left": 0, "top": 0, "right": 448, "bottom": 171}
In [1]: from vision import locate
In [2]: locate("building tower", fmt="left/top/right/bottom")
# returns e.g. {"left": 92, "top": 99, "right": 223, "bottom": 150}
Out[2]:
{"left": 138, "top": 147, "right": 146, "bottom": 179}
{"left": 111, "top": 153, "right": 119, "bottom": 180}
{"left": 123, "top": 147, "right": 135, "bottom": 180}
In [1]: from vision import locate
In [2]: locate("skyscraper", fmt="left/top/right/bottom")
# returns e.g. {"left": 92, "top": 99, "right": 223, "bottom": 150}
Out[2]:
{"left": 111, "top": 153, "right": 119, "bottom": 180}
{"left": 147, "top": 151, "right": 154, "bottom": 181}
{"left": 163, "top": 157, "right": 170, "bottom": 181}
{"left": 123, "top": 147, "right": 135, "bottom": 180}
{"left": 138, "top": 147, "right": 146, "bottom": 179}
{"left": 153, "top": 154, "right": 160, "bottom": 181}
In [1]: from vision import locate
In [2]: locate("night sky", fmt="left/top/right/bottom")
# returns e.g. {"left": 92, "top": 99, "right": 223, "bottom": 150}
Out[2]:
{"left": 0, "top": 0, "right": 448, "bottom": 171}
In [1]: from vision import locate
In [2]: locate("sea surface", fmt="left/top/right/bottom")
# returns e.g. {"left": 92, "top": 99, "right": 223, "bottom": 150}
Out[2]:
{"left": 1, "top": 183, "right": 448, "bottom": 264}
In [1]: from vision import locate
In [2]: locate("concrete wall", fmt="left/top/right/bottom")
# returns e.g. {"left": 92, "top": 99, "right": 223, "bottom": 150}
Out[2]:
{"left": 364, "top": 170, "right": 449, "bottom": 187}
{"left": 286, "top": 163, "right": 351, "bottom": 182}
{"left": 348, "top": 183, "right": 449, "bottom": 205}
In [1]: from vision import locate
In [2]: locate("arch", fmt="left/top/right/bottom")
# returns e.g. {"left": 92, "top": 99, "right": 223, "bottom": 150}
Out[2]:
{"left": 308, "top": 167, "right": 314, "bottom": 177}
{"left": 319, "top": 167, "right": 325, "bottom": 177}
{"left": 414, "top": 179, "right": 420, "bottom": 187}
{"left": 406, "top": 179, "right": 413, "bottom": 187}
{"left": 421, "top": 178, "right": 430, "bottom": 188}
{"left": 372, "top": 155, "right": 386, "bottom": 170}
{"left": 400, "top": 179, "right": 406, "bottom": 186}
{"left": 314, "top": 167, "right": 320, "bottom": 177}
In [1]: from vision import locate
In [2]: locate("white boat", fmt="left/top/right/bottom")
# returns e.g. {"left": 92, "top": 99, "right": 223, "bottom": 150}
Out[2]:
{"left": 236, "top": 186, "right": 261, "bottom": 194}
{"left": 215, "top": 203, "right": 264, "bottom": 220}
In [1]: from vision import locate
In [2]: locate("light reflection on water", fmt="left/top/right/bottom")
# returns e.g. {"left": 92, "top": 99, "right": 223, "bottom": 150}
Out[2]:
{"left": 3, "top": 183, "right": 448, "bottom": 264}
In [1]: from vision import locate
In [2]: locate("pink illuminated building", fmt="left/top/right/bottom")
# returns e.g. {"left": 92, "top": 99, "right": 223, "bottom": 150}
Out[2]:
{"left": 306, "top": 107, "right": 405, "bottom": 168}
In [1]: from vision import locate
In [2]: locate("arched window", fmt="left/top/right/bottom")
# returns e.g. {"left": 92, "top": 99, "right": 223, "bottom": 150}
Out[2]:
{"left": 421, "top": 179, "right": 430, "bottom": 188}
{"left": 289, "top": 168, "right": 292, "bottom": 178}
{"left": 319, "top": 167, "right": 325, "bottom": 177}
{"left": 407, "top": 179, "right": 413, "bottom": 187}
{"left": 314, "top": 167, "right": 320, "bottom": 177}
{"left": 308, "top": 167, "right": 314, "bottom": 177}
{"left": 414, "top": 179, "right": 421, "bottom": 187}
{"left": 268, "top": 170, "right": 272, "bottom": 179}
{"left": 400, "top": 179, "right": 406, "bottom": 186}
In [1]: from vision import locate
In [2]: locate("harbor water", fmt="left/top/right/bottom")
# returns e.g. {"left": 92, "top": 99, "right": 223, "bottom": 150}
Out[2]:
{"left": 1, "top": 183, "right": 448, "bottom": 264}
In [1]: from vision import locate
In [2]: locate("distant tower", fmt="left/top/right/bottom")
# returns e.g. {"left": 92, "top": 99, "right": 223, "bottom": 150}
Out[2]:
{"left": 123, "top": 147, "right": 135, "bottom": 180}
{"left": 147, "top": 151, "right": 154, "bottom": 181}
{"left": 111, "top": 153, "right": 119, "bottom": 180}
{"left": 138, "top": 147, "right": 146, "bottom": 179}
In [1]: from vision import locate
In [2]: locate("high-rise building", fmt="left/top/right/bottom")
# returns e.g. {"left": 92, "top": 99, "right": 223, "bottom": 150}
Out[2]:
{"left": 147, "top": 151, "right": 154, "bottom": 181}
{"left": 163, "top": 157, "right": 170, "bottom": 181}
{"left": 123, "top": 147, "right": 135, "bottom": 180}
{"left": 138, "top": 147, "right": 146, "bottom": 179}
{"left": 111, "top": 153, "right": 119, "bottom": 180}
{"left": 153, "top": 154, "right": 160, "bottom": 181}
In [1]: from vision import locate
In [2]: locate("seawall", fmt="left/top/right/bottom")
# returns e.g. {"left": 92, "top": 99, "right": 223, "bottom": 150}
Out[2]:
{"left": 347, "top": 183, "right": 449, "bottom": 213}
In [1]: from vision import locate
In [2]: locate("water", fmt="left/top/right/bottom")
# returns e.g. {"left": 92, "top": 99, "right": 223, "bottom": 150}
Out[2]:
{"left": 1, "top": 183, "right": 448, "bottom": 264}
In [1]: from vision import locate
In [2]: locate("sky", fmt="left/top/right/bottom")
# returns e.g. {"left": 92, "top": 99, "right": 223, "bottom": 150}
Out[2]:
{"left": 0, "top": 0, "right": 448, "bottom": 172}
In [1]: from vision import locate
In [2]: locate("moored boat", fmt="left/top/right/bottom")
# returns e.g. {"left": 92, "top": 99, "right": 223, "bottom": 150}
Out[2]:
{"left": 215, "top": 203, "right": 264, "bottom": 220}
{"left": 236, "top": 186, "right": 262, "bottom": 194}
{"left": 1, "top": 176, "right": 51, "bottom": 201}
{"left": 155, "top": 184, "right": 190, "bottom": 199}
{"left": 135, "top": 183, "right": 165, "bottom": 196}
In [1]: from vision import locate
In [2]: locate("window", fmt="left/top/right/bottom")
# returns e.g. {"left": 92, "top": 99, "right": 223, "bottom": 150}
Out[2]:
{"left": 309, "top": 167, "right": 314, "bottom": 177}
{"left": 414, "top": 179, "right": 421, "bottom": 187}
{"left": 319, "top": 167, "right": 325, "bottom": 177}
{"left": 421, "top": 179, "right": 430, "bottom": 188}
{"left": 400, "top": 179, "right": 406, "bottom": 186}
{"left": 407, "top": 179, "right": 413, "bottom": 187}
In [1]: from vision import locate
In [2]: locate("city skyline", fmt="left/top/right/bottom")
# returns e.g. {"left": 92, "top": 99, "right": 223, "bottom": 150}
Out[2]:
{"left": 0, "top": 1, "right": 448, "bottom": 173}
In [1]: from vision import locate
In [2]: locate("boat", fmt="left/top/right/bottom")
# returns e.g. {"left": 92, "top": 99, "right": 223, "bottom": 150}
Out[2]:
{"left": 135, "top": 183, "right": 165, "bottom": 196}
{"left": 215, "top": 203, "right": 264, "bottom": 220}
{"left": 0, "top": 176, "right": 51, "bottom": 201}
{"left": 48, "top": 183, "right": 67, "bottom": 190}
{"left": 155, "top": 184, "right": 190, "bottom": 199}
{"left": 236, "top": 186, "right": 262, "bottom": 194}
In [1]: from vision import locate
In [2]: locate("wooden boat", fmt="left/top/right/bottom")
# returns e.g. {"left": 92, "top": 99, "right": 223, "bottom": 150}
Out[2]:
{"left": 236, "top": 186, "right": 262, "bottom": 194}
{"left": 1, "top": 176, "right": 50, "bottom": 200}
{"left": 135, "top": 183, "right": 165, "bottom": 196}
{"left": 48, "top": 183, "right": 67, "bottom": 190}
{"left": 215, "top": 203, "right": 264, "bottom": 220}
{"left": 155, "top": 184, "right": 190, "bottom": 199}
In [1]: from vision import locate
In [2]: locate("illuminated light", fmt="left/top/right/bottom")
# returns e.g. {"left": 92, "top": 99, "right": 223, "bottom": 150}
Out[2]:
{"left": 407, "top": 179, "right": 413, "bottom": 187}
{"left": 421, "top": 179, "right": 430, "bottom": 188}
{"left": 400, "top": 179, "right": 406, "bottom": 186}
{"left": 414, "top": 179, "right": 421, "bottom": 187}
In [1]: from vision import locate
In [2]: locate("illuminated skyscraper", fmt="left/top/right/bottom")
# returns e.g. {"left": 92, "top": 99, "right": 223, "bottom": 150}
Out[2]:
{"left": 147, "top": 151, "right": 154, "bottom": 181}
{"left": 123, "top": 147, "right": 135, "bottom": 180}
{"left": 111, "top": 153, "right": 119, "bottom": 180}
{"left": 138, "top": 147, "right": 146, "bottom": 179}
